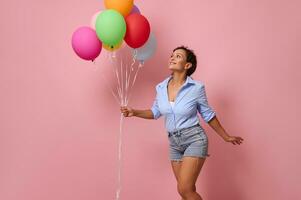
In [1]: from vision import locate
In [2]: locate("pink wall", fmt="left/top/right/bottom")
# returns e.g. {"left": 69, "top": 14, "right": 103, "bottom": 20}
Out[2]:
{"left": 0, "top": 0, "right": 300, "bottom": 199}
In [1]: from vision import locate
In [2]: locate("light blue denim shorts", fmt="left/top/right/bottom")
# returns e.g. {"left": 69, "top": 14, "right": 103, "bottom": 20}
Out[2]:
{"left": 167, "top": 123, "right": 210, "bottom": 161}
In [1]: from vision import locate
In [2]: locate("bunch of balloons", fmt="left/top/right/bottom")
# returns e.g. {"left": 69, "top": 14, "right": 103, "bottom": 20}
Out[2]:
{"left": 71, "top": 0, "right": 156, "bottom": 62}
{"left": 71, "top": 2, "right": 157, "bottom": 200}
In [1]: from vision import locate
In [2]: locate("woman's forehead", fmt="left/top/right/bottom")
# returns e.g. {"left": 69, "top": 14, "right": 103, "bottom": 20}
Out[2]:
{"left": 172, "top": 49, "right": 186, "bottom": 57}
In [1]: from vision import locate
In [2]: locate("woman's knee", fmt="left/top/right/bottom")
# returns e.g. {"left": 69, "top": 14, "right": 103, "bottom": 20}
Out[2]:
{"left": 177, "top": 182, "right": 196, "bottom": 196}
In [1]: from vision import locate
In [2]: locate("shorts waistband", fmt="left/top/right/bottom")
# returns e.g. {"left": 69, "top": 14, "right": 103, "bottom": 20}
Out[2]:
{"left": 168, "top": 123, "right": 200, "bottom": 137}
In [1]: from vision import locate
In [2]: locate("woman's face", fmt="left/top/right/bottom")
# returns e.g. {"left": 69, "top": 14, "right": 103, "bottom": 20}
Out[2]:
{"left": 168, "top": 49, "right": 191, "bottom": 73}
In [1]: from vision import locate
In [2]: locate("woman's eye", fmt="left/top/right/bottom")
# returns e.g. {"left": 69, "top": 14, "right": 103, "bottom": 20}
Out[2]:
{"left": 177, "top": 55, "right": 180, "bottom": 58}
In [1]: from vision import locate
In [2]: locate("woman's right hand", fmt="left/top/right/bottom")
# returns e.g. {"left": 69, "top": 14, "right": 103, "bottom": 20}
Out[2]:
{"left": 120, "top": 106, "right": 135, "bottom": 117}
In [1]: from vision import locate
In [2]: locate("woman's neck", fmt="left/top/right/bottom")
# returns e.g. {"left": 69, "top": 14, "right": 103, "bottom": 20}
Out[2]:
{"left": 170, "top": 73, "right": 187, "bottom": 87}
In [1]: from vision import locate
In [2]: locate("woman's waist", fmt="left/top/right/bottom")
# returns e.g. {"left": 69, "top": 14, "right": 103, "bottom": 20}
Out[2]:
{"left": 166, "top": 122, "right": 202, "bottom": 135}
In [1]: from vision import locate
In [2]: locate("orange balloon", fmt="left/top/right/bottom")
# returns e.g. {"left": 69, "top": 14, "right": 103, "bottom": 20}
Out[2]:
{"left": 104, "top": 0, "right": 134, "bottom": 17}
{"left": 103, "top": 40, "right": 124, "bottom": 51}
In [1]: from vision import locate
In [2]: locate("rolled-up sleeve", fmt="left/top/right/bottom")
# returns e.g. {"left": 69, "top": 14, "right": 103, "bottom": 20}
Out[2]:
{"left": 151, "top": 87, "right": 162, "bottom": 120}
{"left": 197, "top": 85, "right": 216, "bottom": 123}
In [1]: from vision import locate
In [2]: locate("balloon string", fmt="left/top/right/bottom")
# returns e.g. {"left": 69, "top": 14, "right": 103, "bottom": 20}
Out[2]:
{"left": 106, "top": 51, "right": 123, "bottom": 200}
{"left": 125, "top": 49, "right": 137, "bottom": 105}
{"left": 115, "top": 68, "right": 122, "bottom": 102}
{"left": 120, "top": 59, "right": 124, "bottom": 106}
{"left": 116, "top": 53, "right": 124, "bottom": 105}
{"left": 100, "top": 73, "right": 121, "bottom": 105}
{"left": 126, "top": 61, "right": 144, "bottom": 105}
{"left": 101, "top": 50, "right": 127, "bottom": 200}
{"left": 108, "top": 51, "right": 123, "bottom": 105}
{"left": 93, "top": 60, "right": 120, "bottom": 105}
{"left": 124, "top": 64, "right": 130, "bottom": 106}
{"left": 102, "top": 48, "right": 143, "bottom": 200}
{"left": 125, "top": 62, "right": 128, "bottom": 105}
{"left": 115, "top": 113, "right": 124, "bottom": 200}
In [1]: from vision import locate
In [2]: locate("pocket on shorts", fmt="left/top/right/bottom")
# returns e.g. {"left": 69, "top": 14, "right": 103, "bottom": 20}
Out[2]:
{"left": 168, "top": 134, "right": 177, "bottom": 145}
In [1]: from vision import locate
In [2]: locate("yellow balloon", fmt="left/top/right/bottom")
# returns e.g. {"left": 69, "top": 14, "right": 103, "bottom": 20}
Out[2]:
{"left": 103, "top": 40, "right": 124, "bottom": 51}
{"left": 104, "top": 0, "right": 134, "bottom": 17}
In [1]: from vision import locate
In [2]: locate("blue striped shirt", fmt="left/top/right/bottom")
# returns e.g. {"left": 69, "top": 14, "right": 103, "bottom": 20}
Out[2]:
{"left": 151, "top": 75, "right": 216, "bottom": 133}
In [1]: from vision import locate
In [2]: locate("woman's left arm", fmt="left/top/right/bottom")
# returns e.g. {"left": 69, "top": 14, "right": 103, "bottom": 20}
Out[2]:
{"left": 197, "top": 84, "right": 244, "bottom": 145}
{"left": 208, "top": 116, "right": 244, "bottom": 145}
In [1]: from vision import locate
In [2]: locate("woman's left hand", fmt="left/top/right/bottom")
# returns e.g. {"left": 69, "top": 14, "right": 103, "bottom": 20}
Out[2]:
{"left": 224, "top": 135, "right": 244, "bottom": 145}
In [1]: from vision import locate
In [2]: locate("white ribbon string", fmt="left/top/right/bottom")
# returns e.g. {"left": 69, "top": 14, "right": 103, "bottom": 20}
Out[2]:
{"left": 126, "top": 61, "right": 144, "bottom": 105}
{"left": 96, "top": 47, "right": 144, "bottom": 200}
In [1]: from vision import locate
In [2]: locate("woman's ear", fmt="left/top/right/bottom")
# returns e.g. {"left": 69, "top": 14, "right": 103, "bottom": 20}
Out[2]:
{"left": 185, "top": 62, "right": 192, "bottom": 69}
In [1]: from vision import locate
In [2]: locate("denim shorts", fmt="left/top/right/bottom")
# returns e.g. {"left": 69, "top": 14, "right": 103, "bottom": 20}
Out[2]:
{"left": 167, "top": 123, "right": 210, "bottom": 161}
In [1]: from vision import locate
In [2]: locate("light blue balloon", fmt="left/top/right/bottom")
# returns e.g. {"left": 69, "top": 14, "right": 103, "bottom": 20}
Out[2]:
{"left": 133, "top": 32, "right": 156, "bottom": 62}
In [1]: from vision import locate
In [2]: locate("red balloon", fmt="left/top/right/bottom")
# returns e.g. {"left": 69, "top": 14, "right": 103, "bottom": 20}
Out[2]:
{"left": 124, "top": 13, "right": 150, "bottom": 48}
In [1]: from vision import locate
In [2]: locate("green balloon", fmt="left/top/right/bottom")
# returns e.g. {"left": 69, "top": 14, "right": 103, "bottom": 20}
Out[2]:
{"left": 95, "top": 9, "right": 126, "bottom": 46}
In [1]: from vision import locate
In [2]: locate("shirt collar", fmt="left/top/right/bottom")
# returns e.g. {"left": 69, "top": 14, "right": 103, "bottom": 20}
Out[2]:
{"left": 158, "top": 75, "right": 195, "bottom": 88}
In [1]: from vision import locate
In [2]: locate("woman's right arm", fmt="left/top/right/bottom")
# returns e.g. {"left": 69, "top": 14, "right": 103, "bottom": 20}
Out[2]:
{"left": 120, "top": 86, "right": 162, "bottom": 120}
{"left": 133, "top": 109, "right": 154, "bottom": 119}
{"left": 120, "top": 106, "right": 154, "bottom": 119}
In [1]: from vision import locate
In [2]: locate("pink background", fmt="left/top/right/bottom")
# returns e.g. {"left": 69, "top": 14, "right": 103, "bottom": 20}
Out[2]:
{"left": 0, "top": 0, "right": 300, "bottom": 199}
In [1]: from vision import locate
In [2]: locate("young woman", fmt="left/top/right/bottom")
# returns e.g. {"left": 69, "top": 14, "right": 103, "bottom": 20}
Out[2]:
{"left": 120, "top": 46, "right": 244, "bottom": 200}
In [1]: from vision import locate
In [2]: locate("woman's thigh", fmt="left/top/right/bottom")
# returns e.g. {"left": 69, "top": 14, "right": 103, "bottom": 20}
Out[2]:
{"left": 171, "top": 160, "right": 182, "bottom": 182}
{"left": 178, "top": 156, "right": 206, "bottom": 186}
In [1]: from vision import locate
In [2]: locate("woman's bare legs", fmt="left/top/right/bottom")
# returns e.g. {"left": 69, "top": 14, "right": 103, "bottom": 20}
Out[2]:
{"left": 171, "top": 156, "right": 206, "bottom": 200}
{"left": 171, "top": 160, "right": 185, "bottom": 200}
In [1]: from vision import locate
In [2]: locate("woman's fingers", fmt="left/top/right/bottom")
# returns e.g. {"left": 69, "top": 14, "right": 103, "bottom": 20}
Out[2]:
{"left": 120, "top": 107, "right": 126, "bottom": 112}
{"left": 120, "top": 107, "right": 128, "bottom": 111}
{"left": 120, "top": 107, "right": 129, "bottom": 117}
{"left": 122, "top": 111, "right": 128, "bottom": 116}
{"left": 227, "top": 136, "right": 244, "bottom": 145}
{"left": 233, "top": 137, "right": 243, "bottom": 145}
{"left": 120, "top": 106, "right": 133, "bottom": 117}
{"left": 237, "top": 137, "right": 243, "bottom": 144}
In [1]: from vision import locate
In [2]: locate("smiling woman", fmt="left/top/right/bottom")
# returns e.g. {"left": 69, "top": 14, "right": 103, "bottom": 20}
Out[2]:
{"left": 169, "top": 45, "right": 197, "bottom": 77}
{"left": 120, "top": 45, "right": 244, "bottom": 200}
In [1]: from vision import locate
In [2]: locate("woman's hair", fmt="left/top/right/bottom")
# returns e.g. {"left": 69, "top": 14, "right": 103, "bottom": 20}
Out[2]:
{"left": 172, "top": 45, "right": 197, "bottom": 77}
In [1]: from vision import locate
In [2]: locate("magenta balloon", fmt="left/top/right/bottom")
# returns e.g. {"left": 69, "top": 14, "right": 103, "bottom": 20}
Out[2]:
{"left": 71, "top": 26, "right": 102, "bottom": 61}
{"left": 130, "top": 4, "right": 141, "bottom": 14}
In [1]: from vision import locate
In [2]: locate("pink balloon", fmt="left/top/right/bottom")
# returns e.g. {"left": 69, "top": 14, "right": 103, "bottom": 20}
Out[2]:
{"left": 90, "top": 11, "right": 101, "bottom": 30}
{"left": 71, "top": 26, "right": 102, "bottom": 61}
